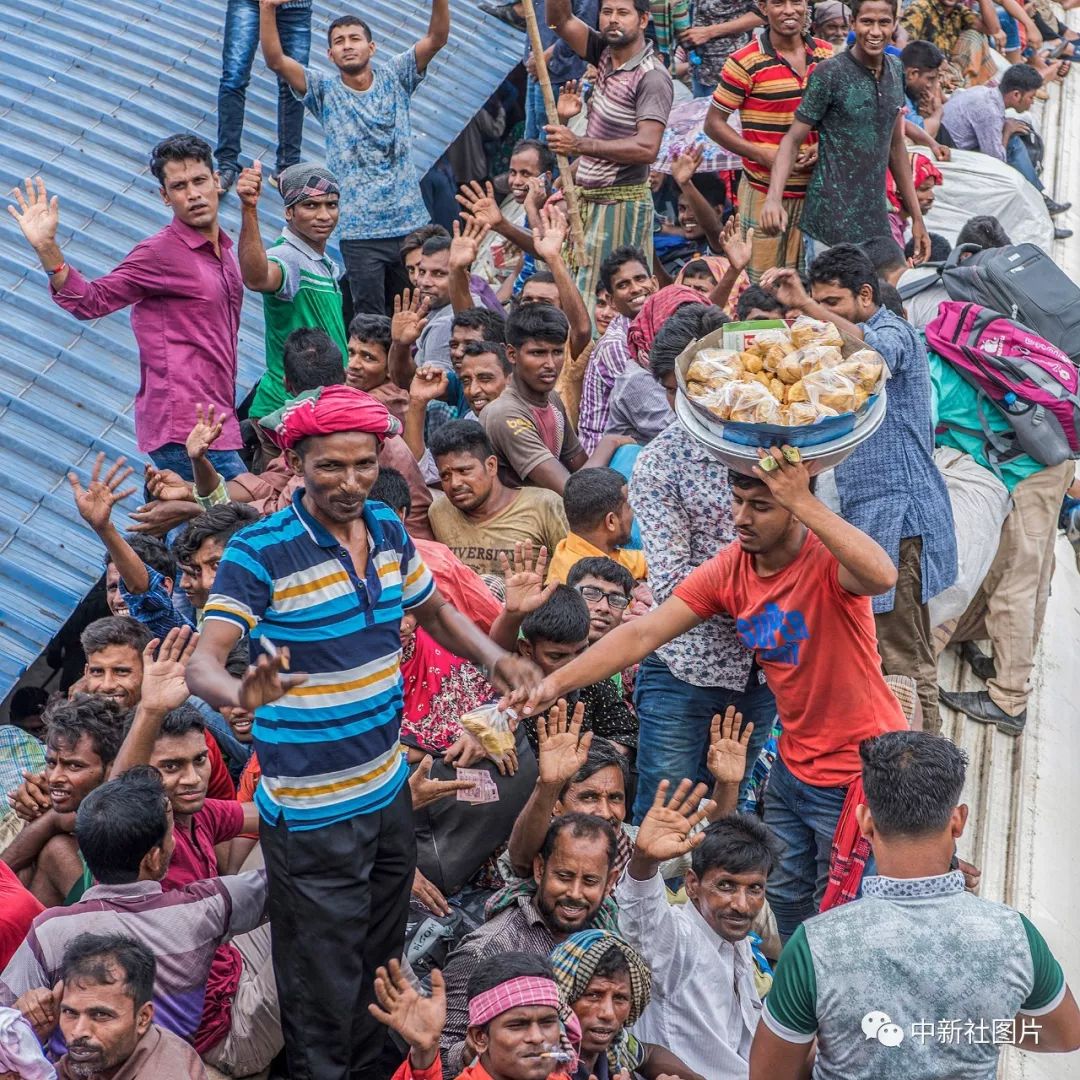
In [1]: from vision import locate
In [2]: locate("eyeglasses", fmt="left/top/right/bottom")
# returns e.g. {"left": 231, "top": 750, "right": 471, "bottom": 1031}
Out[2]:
{"left": 575, "top": 585, "right": 631, "bottom": 610}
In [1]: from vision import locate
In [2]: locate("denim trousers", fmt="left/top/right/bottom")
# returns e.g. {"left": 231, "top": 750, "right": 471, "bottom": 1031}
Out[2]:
{"left": 148, "top": 443, "right": 247, "bottom": 482}
{"left": 631, "top": 653, "right": 776, "bottom": 823}
{"left": 216, "top": 0, "right": 312, "bottom": 175}
{"left": 523, "top": 76, "right": 564, "bottom": 143}
{"left": 763, "top": 754, "right": 875, "bottom": 940}
{"left": 1007, "top": 132, "right": 1044, "bottom": 192}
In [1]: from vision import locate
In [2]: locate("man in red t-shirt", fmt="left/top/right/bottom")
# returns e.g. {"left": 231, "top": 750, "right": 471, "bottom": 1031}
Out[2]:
{"left": 512, "top": 446, "right": 906, "bottom": 940}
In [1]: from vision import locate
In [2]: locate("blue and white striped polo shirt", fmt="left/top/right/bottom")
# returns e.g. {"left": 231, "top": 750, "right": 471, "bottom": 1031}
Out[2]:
{"left": 203, "top": 490, "right": 434, "bottom": 830}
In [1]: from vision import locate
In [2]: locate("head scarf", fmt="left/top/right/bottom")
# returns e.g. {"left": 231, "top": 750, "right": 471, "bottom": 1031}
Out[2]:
{"left": 550, "top": 930, "right": 653, "bottom": 1074}
{"left": 626, "top": 284, "right": 710, "bottom": 364}
{"left": 813, "top": 1, "right": 851, "bottom": 25}
{"left": 886, "top": 152, "right": 943, "bottom": 214}
{"left": 259, "top": 384, "right": 402, "bottom": 451}
{"left": 277, "top": 163, "right": 340, "bottom": 209}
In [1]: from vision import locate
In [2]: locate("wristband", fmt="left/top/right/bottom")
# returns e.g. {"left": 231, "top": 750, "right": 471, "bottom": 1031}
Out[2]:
{"left": 45, "top": 262, "right": 66, "bottom": 276}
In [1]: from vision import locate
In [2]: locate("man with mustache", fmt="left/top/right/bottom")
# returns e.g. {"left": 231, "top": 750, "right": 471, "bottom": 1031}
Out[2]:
{"left": 7, "top": 135, "right": 245, "bottom": 483}
{"left": 542, "top": 0, "right": 674, "bottom": 314}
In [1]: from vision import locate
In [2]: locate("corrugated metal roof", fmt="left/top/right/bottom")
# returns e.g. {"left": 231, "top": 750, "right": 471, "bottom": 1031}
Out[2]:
{"left": 0, "top": 0, "right": 522, "bottom": 697}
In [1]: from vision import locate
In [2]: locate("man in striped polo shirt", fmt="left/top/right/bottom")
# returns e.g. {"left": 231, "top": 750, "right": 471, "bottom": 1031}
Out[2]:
{"left": 186, "top": 385, "right": 542, "bottom": 1080}
{"left": 543, "top": 0, "right": 674, "bottom": 316}
{"left": 705, "top": 0, "right": 834, "bottom": 281}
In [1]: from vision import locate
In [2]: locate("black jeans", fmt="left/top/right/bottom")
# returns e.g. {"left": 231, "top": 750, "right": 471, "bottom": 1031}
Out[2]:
{"left": 216, "top": 0, "right": 311, "bottom": 175}
{"left": 340, "top": 237, "right": 412, "bottom": 317}
{"left": 261, "top": 782, "right": 416, "bottom": 1079}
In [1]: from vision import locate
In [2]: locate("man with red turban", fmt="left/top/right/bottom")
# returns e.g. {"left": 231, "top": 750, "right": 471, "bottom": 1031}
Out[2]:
{"left": 187, "top": 384, "right": 544, "bottom": 1079}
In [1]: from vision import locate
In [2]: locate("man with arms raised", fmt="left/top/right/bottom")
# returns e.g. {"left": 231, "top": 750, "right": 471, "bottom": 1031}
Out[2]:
{"left": 186, "top": 385, "right": 541, "bottom": 1079}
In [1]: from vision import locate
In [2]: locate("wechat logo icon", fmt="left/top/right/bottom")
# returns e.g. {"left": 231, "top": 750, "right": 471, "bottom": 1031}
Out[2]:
{"left": 863, "top": 1010, "right": 905, "bottom": 1047}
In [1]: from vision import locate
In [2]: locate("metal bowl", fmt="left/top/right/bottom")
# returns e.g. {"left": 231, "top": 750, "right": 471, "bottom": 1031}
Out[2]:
{"left": 674, "top": 389, "right": 889, "bottom": 476}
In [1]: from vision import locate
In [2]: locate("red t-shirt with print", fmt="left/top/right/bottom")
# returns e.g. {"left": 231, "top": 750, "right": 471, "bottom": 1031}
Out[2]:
{"left": 674, "top": 532, "right": 905, "bottom": 788}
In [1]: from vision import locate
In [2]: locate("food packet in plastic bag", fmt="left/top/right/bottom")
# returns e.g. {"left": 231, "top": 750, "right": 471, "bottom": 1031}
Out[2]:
{"left": 790, "top": 315, "right": 844, "bottom": 349}
{"left": 745, "top": 329, "right": 794, "bottom": 357}
{"left": 727, "top": 380, "right": 785, "bottom": 424}
{"left": 687, "top": 348, "right": 744, "bottom": 387}
{"left": 783, "top": 401, "right": 838, "bottom": 425}
{"left": 796, "top": 344, "right": 845, "bottom": 371}
{"left": 834, "top": 349, "right": 885, "bottom": 392}
{"left": 801, "top": 367, "right": 858, "bottom": 413}
{"left": 460, "top": 704, "right": 517, "bottom": 755}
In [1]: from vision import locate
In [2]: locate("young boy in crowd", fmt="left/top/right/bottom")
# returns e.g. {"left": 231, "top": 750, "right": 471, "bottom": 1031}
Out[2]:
{"left": 344, "top": 313, "right": 409, "bottom": 419}
{"left": 517, "top": 586, "right": 638, "bottom": 755}
{"left": 547, "top": 467, "right": 646, "bottom": 584}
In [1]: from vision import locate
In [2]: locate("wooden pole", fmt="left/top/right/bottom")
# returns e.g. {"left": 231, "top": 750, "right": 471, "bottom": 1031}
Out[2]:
{"left": 519, "top": 0, "right": 588, "bottom": 265}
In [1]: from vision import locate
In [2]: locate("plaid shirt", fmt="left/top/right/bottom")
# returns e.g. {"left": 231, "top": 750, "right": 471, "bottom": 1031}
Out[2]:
{"left": 578, "top": 315, "right": 632, "bottom": 453}
{"left": 0, "top": 727, "right": 46, "bottom": 828}
{"left": 120, "top": 564, "right": 195, "bottom": 637}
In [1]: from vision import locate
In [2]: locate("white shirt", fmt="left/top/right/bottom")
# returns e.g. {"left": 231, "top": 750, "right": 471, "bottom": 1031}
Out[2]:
{"left": 615, "top": 867, "right": 762, "bottom": 1079}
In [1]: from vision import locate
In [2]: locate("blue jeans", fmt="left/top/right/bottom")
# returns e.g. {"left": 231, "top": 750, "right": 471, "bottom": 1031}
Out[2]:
{"left": 216, "top": 0, "right": 312, "bottom": 175}
{"left": 631, "top": 654, "right": 776, "bottom": 823}
{"left": 764, "top": 755, "right": 875, "bottom": 940}
{"left": 1006, "top": 132, "right": 1044, "bottom": 192}
{"left": 690, "top": 70, "right": 717, "bottom": 98}
{"left": 996, "top": 6, "right": 1022, "bottom": 51}
{"left": 523, "top": 76, "right": 564, "bottom": 143}
{"left": 148, "top": 443, "right": 247, "bottom": 483}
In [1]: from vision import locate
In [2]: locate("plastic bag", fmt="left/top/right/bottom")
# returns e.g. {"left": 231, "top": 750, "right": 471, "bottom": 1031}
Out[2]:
{"left": 783, "top": 401, "right": 838, "bottom": 425}
{"left": 802, "top": 367, "right": 858, "bottom": 413}
{"left": 834, "top": 349, "right": 885, "bottom": 391}
{"left": 686, "top": 348, "right": 743, "bottom": 387}
{"left": 790, "top": 315, "right": 843, "bottom": 349}
{"left": 460, "top": 704, "right": 516, "bottom": 755}
{"left": 727, "top": 381, "right": 784, "bottom": 424}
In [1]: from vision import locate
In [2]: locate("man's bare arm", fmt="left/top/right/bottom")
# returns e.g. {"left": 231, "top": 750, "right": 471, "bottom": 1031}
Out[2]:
{"left": 260, "top": 0, "right": 308, "bottom": 95}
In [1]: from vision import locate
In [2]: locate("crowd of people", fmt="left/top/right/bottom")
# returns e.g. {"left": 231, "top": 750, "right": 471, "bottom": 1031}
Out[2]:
{"left": 1, "top": 0, "right": 1079, "bottom": 1076}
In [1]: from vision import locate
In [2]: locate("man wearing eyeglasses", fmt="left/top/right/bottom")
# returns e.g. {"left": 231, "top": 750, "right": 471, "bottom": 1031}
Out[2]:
{"left": 567, "top": 556, "right": 637, "bottom": 644}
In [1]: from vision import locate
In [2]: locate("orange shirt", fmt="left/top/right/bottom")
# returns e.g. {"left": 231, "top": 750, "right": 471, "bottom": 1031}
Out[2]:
{"left": 674, "top": 532, "right": 904, "bottom": 787}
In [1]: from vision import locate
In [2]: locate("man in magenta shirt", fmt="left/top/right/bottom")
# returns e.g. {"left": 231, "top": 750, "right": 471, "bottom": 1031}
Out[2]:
{"left": 8, "top": 134, "right": 246, "bottom": 480}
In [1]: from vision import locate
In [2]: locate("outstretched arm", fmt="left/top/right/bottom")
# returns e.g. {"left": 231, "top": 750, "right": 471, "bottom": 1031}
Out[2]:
{"left": 533, "top": 204, "right": 591, "bottom": 357}
{"left": 237, "top": 163, "right": 284, "bottom": 293}
{"left": 260, "top": 0, "right": 308, "bottom": 95}
{"left": 415, "top": 0, "right": 451, "bottom": 73}
{"left": 545, "top": 0, "right": 594, "bottom": 58}
{"left": 69, "top": 454, "right": 146, "bottom": 593}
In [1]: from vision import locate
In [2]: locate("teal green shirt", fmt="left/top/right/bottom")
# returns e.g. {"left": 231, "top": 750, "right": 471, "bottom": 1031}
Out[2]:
{"left": 249, "top": 230, "right": 348, "bottom": 420}
{"left": 928, "top": 348, "right": 1043, "bottom": 493}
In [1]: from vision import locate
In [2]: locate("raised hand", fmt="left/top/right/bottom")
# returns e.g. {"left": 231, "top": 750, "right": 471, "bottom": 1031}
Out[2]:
{"left": 720, "top": 217, "right": 754, "bottom": 274}
{"left": 449, "top": 215, "right": 490, "bottom": 273}
{"left": 68, "top": 453, "right": 137, "bottom": 533}
{"left": 536, "top": 698, "right": 592, "bottom": 788}
{"left": 391, "top": 288, "right": 430, "bottom": 347}
{"left": 533, "top": 204, "right": 569, "bottom": 265}
{"left": 498, "top": 541, "right": 556, "bottom": 618}
{"left": 140, "top": 626, "right": 199, "bottom": 716}
{"left": 707, "top": 705, "right": 753, "bottom": 787}
{"left": 670, "top": 143, "right": 704, "bottom": 189}
{"left": 633, "top": 779, "right": 715, "bottom": 863}
{"left": 409, "top": 365, "right": 450, "bottom": 405}
{"left": 557, "top": 79, "right": 583, "bottom": 122}
{"left": 455, "top": 179, "right": 504, "bottom": 231}
{"left": 7, "top": 177, "right": 60, "bottom": 250}
{"left": 409, "top": 753, "right": 478, "bottom": 810}
{"left": 759, "top": 267, "right": 810, "bottom": 311}
{"left": 238, "top": 648, "right": 308, "bottom": 711}
{"left": 236, "top": 160, "right": 263, "bottom": 206}
{"left": 751, "top": 444, "right": 814, "bottom": 512}
{"left": 186, "top": 403, "right": 227, "bottom": 461}
{"left": 368, "top": 960, "right": 446, "bottom": 1068}
{"left": 144, "top": 465, "right": 194, "bottom": 503}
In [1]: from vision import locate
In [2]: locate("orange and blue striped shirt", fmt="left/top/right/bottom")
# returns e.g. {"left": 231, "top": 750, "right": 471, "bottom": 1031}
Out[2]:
{"left": 204, "top": 491, "right": 434, "bottom": 830}
{"left": 711, "top": 32, "right": 835, "bottom": 198}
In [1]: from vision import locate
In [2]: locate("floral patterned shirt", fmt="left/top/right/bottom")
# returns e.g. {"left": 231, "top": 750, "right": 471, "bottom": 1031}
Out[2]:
{"left": 628, "top": 423, "right": 754, "bottom": 689}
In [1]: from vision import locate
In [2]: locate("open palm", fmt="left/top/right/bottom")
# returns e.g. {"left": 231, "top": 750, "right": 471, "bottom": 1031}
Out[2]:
{"left": 369, "top": 961, "right": 445, "bottom": 1057}
{"left": 537, "top": 699, "right": 591, "bottom": 786}
{"left": 498, "top": 541, "right": 555, "bottom": 617}
{"left": 68, "top": 453, "right": 136, "bottom": 532}
{"left": 707, "top": 706, "right": 753, "bottom": 786}
{"left": 140, "top": 627, "right": 199, "bottom": 715}
{"left": 635, "top": 779, "right": 714, "bottom": 861}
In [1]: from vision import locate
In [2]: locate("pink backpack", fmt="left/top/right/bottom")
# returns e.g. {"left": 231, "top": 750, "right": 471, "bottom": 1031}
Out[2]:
{"left": 925, "top": 301, "right": 1080, "bottom": 470}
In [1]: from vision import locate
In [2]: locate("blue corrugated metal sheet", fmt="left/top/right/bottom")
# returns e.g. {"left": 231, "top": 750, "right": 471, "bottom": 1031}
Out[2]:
{"left": 0, "top": 0, "right": 522, "bottom": 696}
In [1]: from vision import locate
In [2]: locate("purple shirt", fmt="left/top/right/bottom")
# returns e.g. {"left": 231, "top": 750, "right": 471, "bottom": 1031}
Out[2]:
{"left": 51, "top": 218, "right": 244, "bottom": 453}
{"left": 579, "top": 315, "right": 632, "bottom": 453}
{"left": 941, "top": 86, "right": 1007, "bottom": 162}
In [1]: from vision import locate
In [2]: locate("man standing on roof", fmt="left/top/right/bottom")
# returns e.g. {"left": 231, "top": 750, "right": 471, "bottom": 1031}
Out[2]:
{"left": 185, "top": 385, "right": 543, "bottom": 1079}
{"left": 542, "top": 0, "right": 675, "bottom": 313}
{"left": 8, "top": 135, "right": 245, "bottom": 483}
{"left": 260, "top": 0, "right": 449, "bottom": 317}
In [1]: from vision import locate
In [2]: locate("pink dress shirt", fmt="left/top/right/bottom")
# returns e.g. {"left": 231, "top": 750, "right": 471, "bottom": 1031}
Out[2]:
{"left": 51, "top": 217, "right": 244, "bottom": 452}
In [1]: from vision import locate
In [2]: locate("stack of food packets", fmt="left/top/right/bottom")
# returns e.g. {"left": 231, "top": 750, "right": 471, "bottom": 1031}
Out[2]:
{"left": 677, "top": 316, "right": 888, "bottom": 447}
